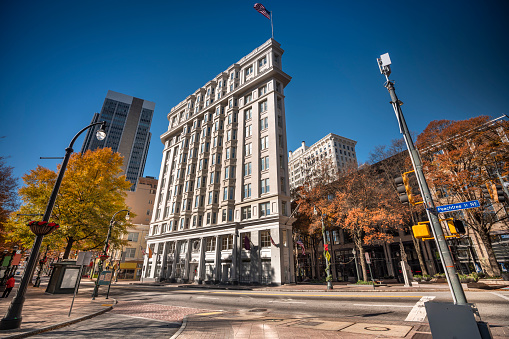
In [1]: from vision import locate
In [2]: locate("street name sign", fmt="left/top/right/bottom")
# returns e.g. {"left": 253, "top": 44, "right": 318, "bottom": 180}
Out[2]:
{"left": 436, "top": 200, "right": 480, "bottom": 213}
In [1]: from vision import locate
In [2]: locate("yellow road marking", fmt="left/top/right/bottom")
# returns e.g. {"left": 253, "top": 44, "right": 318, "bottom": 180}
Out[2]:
{"left": 195, "top": 312, "right": 223, "bottom": 316}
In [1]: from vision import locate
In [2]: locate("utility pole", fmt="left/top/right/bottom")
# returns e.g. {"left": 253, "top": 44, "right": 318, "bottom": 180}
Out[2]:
{"left": 377, "top": 53, "right": 467, "bottom": 305}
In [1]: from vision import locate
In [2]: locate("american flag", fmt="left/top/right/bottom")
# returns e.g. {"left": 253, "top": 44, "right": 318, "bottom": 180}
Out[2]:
{"left": 254, "top": 3, "right": 271, "bottom": 19}
{"left": 296, "top": 239, "right": 305, "bottom": 255}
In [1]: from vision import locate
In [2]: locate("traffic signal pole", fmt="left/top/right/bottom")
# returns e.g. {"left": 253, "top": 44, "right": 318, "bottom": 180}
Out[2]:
{"left": 377, "top": 55, "right": 467, "bottom": 305}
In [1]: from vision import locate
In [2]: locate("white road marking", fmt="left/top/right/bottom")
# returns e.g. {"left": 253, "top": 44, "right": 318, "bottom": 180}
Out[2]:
{"left": 268, "top": 299, "right": 306, "bottom": 304}
{"left": 405, "top": 296, "right": 436, "bottom": 322}
{"left": 353, "top": 304, "right": 413, "bottom": 308}
{"left": 196, "top": 296, "right": 219, "bottom": 300}
{"left": 490, "top": 292, "right": 509, "bottom": 301}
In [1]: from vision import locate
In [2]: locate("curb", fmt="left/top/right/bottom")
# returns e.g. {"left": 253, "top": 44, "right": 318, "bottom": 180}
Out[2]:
{"left": 0, "top": 300, "right": 116, "bottom": 339}
{"left": 169, "top": 314, "right": 188, "bottom": 339}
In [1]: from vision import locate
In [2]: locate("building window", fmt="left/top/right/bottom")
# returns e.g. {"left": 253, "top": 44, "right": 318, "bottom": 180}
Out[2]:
{"left": 281, "top": 201, "right": 287, "bottom": 216}
{"left": 261, "top": 178, "right": 270, "bottom": 194}
{"left": 222, "top": 235, "right": 234, "bottom": 250}
{"left": 258, "top": 56, "right": 267, "bottom": 67}
{"left": 261, "top": 230, "right": 271, "bottom": 247}
{"left": 127, "top": 232, "right": 139, "bottom": 242}
{"left": 244, "top": 162, "right": 252, "bottom": 176}
{"left": 206, "top": 237, "right": 216, "bottom": 252}
{"left": 241, "top": 206, "right": 252, "bottom": 220}
{"left": 280, "top": 177, "right": 285, "bottom": 193}
{"left": 245, "top": 94, "right": 252, "bottom": 104}
{"left": 244, "top": 183, "right": 251, "bottom": 198}
{"left": 245, "top": 143, "right": 252, "bottom": 156}
{"left": 125, "top": 248, "right": 136, "bottom": 258}
{"left": 260, "top": 202, "right": 270, "bottom": 217}
{"left": 259, "top": 100, "right": 267, "bottom": 112}
{"left": 260, "top": 117, "right": 268, "bottom": 131}
{"left": 259, "top": 86, "right": 267, "bottom": 96}
{"left": 245, "top": 65, "right": 253, "bottom": 76}
{"left": 245, "top": 108, "right": 252, "bottom": 120}
{"left": 261, "top": 156, "right": 269, "bottom": 171}
{"left": 260, "top": 136, "right": 268, "bottom": 150}
{"left": 245, "top": 125, "right": 252, "bottom": 137}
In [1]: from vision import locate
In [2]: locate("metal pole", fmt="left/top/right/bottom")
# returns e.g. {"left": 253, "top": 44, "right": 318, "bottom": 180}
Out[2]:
{"left": 68, "top": 265, "right": 84, "bottom": 317}
{"left": 352, "top": 248, "right": 360, "bottom": 281}
{"left": 0, "top": 121, "right": 106, "bottom": 330}
{"left": 93, "top": 209, "right": 128, "bottom": 299}
{"left": 380, "top": 72, "right": 467, "bottom": 305}
{"left": 320, "top": 213, "right": 333, "bottom": 290}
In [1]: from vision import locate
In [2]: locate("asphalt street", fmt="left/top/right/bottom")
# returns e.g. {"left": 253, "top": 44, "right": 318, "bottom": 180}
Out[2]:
{"left": 30, "top": 282, "right": 509, "bottom": 338}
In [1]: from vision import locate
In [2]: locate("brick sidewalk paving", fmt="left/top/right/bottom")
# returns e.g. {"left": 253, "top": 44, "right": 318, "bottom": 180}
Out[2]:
{"left": 0, "top": 285, "right": 111, "bottom": 338}
{"left": 111, "top": 301, "right": 210, "bottom": 323}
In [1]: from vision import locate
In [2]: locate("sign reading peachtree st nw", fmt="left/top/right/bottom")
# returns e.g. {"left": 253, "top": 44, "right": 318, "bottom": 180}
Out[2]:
{"left": 436, "top": 200, "right": 480, "bottom": 213}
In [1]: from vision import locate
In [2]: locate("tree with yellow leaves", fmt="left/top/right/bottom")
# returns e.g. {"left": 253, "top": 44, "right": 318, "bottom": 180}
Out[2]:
{"left": 4, "top": 148, "right": 133, "bottom": 258}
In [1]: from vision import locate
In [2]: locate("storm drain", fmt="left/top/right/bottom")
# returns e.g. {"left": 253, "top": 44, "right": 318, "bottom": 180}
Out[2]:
{"left": 248, "top": 308, "right": 267, "bottom": 312}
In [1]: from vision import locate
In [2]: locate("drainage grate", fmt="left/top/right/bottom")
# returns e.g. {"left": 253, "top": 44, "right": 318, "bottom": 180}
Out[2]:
{"left": 248, "top": 308, "right": 267, "bottom": 312}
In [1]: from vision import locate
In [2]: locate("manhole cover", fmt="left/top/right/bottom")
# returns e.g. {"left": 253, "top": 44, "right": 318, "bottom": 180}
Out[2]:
{"left": 248, "top": 308, "right": 267, "bottom": 312}
{"left": 364, "top": 326, "right": 390, "bottom": 331}
{"left": 298, "top": 321, "right": 324, "bottom": 326}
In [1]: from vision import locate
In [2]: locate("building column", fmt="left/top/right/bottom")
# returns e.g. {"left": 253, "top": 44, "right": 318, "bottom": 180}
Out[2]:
{"left": 197, "top": 237, "right": 206, "bottom": 283}
{"left": 214, "top": 235, "right": 221, "bottom": 283}
{"left": 183, "top": 240, "right": 191, "bottom": 282}
{"left": 232, "top": 231, "right": 238, "bottom": 284}
{"left": 149, "top": 243, "right": 159, "bottom": 278}
{"left": 383, "top": 243, "right": 395, "bottom": 277}
{"left": 142, "top": 245, "right": 150, "bottom": 279}
{"left": 287, "top": 228, "right": 296, "bottom": 283}
{"left": 271, "top": 228, "right": 282, "bottom": 285}
{"left": 170, "top": 240, "right": 179, "bottom": 281}
{"left": 159, "top": 241, "right": 168, "bottom": 281}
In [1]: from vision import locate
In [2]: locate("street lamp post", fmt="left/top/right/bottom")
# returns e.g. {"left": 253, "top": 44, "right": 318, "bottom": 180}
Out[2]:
{"left": 92, "top": 209, "right": 130, "bottom": 299}
{"left": 0, "top": 121, "right": 107, "bottom": 330}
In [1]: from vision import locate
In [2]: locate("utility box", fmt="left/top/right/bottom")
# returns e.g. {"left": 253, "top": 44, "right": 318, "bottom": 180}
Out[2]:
{"left": 45, "top": 261, "right": 81, "bottom": 294}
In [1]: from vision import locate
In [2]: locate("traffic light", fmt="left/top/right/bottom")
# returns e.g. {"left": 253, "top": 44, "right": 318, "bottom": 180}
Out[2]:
{"left": 395, "top": 171, "right": 415, "bottom": 205}
{"left": 482, "top": 183, "right": 493, "bottom": 201}
{"left": 412, "top": 222, "right": 432, "bottom": 239}
{"left": 493, "top": 184, "right": 506, "bottom": 203}
{"left": 447, "top": 219, "right": 466, "bottom": 235}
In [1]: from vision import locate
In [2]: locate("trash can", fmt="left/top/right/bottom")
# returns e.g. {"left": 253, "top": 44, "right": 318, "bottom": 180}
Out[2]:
{"left": 46, "top": 261, "right": 80, "bottom": 294}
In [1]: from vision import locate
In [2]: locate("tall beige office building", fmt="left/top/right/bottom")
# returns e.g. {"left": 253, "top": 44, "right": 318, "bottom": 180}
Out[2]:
{"left": 143, "top": 39, "right": 294, "bottom": 285}
{"left": 288, "top": 134, "right": 357, "bottom": 189}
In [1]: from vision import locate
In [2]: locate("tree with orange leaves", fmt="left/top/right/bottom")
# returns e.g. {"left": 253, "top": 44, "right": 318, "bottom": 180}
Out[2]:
{"left": 326, "top": 165, "right": 403, "bottom": 281}
{"left": 417, "top": 116, "right": 509, "bottom": 276}
{"left": 292, "top": 158, "right": 339, "bottom": 280}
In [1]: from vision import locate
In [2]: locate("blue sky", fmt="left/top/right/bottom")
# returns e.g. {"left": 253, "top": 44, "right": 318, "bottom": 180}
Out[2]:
{"left": 1, "top": 0, "right": 508, "bottom": 184}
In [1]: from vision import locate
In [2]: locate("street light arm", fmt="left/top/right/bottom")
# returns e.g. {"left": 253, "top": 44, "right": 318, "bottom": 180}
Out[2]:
{"left": 67, "top": 121, "right": 106, "bottom": 151}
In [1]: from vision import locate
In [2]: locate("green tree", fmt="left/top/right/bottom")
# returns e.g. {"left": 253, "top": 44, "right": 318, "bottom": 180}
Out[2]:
{"left": 5, "top": 148, "right": 133, "bottom": 258}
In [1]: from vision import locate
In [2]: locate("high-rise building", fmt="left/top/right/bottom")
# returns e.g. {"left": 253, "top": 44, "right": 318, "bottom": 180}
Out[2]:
{"left": 81, "top": 90, "right": 155, "bottom": 190}
{"left": 143, "top": 39, "right": 294, "bottom": 285}
{"left": 288, "top": 134, "right": 357, "bottom": 190}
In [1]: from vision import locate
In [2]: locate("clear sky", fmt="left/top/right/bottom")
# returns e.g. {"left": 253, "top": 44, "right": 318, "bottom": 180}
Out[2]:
{"left": 1, "top": 0, "right": 508, "bottom": 185}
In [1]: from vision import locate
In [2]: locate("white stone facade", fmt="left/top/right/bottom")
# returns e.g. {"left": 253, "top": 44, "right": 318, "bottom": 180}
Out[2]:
{"left": 288, "top": 134, "right": 358, "bottom": 189}
{"left": 143, "top": 39, "right": 294, "bottom": 285}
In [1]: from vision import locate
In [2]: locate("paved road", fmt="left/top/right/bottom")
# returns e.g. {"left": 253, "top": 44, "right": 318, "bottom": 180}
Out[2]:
{"left": 32, "top": 283, "right": 509, "bottom": 337}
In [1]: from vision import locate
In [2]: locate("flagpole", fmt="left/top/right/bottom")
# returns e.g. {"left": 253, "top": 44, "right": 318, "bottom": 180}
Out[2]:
{"left": 271, "top": 12, "right": 274, "bottom": 39}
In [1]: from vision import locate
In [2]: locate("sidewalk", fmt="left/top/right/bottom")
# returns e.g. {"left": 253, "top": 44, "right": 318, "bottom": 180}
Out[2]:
{"left": 0, "top": 282, "right": 113, "bottom": 339}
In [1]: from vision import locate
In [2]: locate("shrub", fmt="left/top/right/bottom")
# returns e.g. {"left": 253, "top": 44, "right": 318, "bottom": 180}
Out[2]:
{"left": 355, "top": 280, "right": 374, "bottom": 285}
